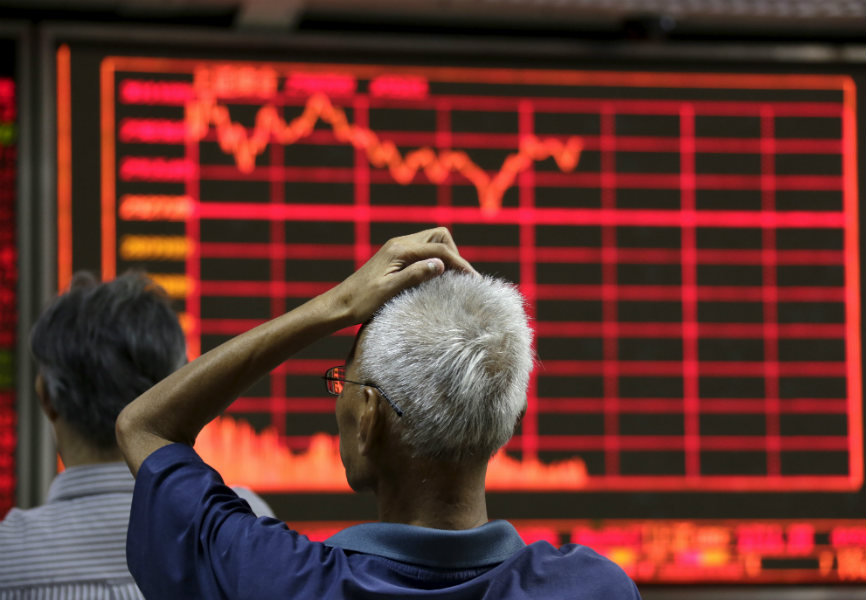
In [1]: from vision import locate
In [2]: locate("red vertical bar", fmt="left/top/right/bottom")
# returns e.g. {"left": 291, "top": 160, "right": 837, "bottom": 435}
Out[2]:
{"left": 841, "top": 78, "right": 863, "bottom": 488}
{"left": 761, "top": 106, "right": 781, "bottom": 477}
{"left": 518, "top": 100, "right": 538, "bottom": 461}
{"left": 185, "top": 93, "right": 201, "bottom": 361}
{"left": 270, "top": 114, "right": 286, "bottom": 436}
{"left": 353, "top": 97, "right": 371, "bottom": 267}
{"left": 436, "top": 100, "right": 452, "bottom": 226}
{"left": 57, "top": 45, "right": 73, "bottom": 290}
{"left": 100, "top": 58, "right": 117, "bottom": 281}
{"left": 601, "top": 104, "right": 619, "bottom": 476}
{"left": 680, "top": 104, "right": 700, "bottom": 479}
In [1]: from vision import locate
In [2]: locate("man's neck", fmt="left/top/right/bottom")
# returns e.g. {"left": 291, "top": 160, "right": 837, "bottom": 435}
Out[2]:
{"left": 54, "top": 419, "right": 124, "bottom": 468}
{"left": 61, "top": 447, "right": 124, "bottom": 468}
{"left": 374, "top": 460, "right": 489, "bottom": 530}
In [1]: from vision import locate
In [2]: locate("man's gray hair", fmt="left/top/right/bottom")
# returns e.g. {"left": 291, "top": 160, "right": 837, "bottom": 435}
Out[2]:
{"left": 360, "top": 271, "right": 533, "bottom": 462}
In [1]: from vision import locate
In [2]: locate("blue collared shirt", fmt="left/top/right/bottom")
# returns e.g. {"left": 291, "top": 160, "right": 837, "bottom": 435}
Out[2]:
{"left": 128, "top": 444, "right": 641, "bottom": 599}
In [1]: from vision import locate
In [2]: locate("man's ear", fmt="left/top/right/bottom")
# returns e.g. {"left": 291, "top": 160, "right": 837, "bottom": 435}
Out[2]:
{"left": 35, "top": 374, "right": 59, "bottom": 422}
{"left": 357, "top": 387, "right": 384, "bottom": 457}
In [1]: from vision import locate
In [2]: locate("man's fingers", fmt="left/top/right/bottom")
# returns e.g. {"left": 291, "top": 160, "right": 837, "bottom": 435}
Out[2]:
{"left": 421, "top": 226, "right": 461, "bottom": 254}
{"left": 400, "top": 227, "right": 463, "bottom": 259}
{"left": 390, "top": 258, "right": 446, "bottom": 291}
{"left": 336, "top": 228, "right": 472, "bottom": 324}
{"left": 395, "top": 240, "right": 477, "bottom": 276}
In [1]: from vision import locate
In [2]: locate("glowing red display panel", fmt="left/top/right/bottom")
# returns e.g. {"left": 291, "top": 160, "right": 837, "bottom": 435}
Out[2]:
{"left": 0, "top": 74, "right": 16, "bottom": 518}
{"left": 63, "top": 56, "right": 863, "bottom": 496}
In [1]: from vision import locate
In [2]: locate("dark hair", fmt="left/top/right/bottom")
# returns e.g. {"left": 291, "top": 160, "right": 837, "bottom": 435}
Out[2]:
{"left": 30, "top": 271, "right": 187, "bottom": 449}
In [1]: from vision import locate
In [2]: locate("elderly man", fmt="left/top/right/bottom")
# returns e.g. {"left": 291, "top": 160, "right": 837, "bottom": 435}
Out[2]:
{"left": 117, "top": 228, "right": 640, "bottom": 599}
{"left": 0, "top": 272, "right": 271, "bottom": 599}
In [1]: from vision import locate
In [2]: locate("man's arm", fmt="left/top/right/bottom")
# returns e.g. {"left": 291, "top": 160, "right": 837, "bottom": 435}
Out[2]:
{"left": 116, "top": 228, "right": 473, "bottom": 476}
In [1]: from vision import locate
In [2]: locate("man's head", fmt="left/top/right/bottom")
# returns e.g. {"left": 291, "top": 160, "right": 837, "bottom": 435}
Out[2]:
{"left": 338, "top": 271, "right": 532, "bottom": 482}
{"left": 30, "top": 271, "right": 187, "bottom": 451}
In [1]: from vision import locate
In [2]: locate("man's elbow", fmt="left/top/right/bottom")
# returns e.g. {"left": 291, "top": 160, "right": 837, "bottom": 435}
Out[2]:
{"left": 115, "top": 404, "right": 137, "bottom": 460}
{"left": 115, "top": 401, "right": 178, "bottom": 477}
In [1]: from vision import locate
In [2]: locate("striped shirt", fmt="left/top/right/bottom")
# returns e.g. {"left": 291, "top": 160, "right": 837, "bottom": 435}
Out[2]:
{"left": 0, "top": 461, "right": 274, "bottom": 600}
{"left": 0, "top": 463, "right": 143, "bottom": 600}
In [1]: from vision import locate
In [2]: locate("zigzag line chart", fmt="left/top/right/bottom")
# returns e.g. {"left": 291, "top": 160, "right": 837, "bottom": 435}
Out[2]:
{"left": 84, "top": 56, "right": 862, "bottom": 493}
{"left": 185, "top": 91, "right": 584, "bottom": 211}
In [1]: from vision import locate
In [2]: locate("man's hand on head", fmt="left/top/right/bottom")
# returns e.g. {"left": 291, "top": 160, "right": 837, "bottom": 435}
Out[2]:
{"left": 117, "top": 227, "right": 475, "bottom": 477}
{"left": 335, "top": 227, "right": 477, "bottom": 324}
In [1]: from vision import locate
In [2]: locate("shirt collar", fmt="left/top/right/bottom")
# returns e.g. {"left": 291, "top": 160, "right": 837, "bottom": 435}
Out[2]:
{"left": 46, "top": 462, "right": 136, "bottom": 503}
{"left": 324, "top": 520, "right": 526, "bottom": 569}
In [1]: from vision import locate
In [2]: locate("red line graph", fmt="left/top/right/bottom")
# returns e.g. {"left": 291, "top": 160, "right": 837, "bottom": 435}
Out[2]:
{"left": 82, "top": 57, "right": 863, "bottom": 495}
{"left": 185, "top": 92, "right": 583, "bottom": 211}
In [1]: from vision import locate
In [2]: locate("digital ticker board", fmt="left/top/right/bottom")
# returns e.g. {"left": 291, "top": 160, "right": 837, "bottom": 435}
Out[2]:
{"left": 0, "top": 38, "right": 17, "bottom": 520}
{"left": 56, "top": 38, "right": 866, "bottom": 583}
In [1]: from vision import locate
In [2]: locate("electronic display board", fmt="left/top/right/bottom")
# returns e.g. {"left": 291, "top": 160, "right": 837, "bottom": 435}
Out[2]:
{"left": 0, "top": 38, "right": 17, "bottom": 520}
{"left": 55, "top": 36, "right": 865, "bottom": 584}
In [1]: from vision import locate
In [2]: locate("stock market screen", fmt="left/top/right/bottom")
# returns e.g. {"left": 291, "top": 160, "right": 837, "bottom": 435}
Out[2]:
{"left": 55, "top": 39, "right": 865, "bottom": 584}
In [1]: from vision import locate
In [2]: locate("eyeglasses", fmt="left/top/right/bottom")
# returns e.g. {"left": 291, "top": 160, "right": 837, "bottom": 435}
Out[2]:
{"left": 323, "top": 365, "right": 404, "bottom": 417}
